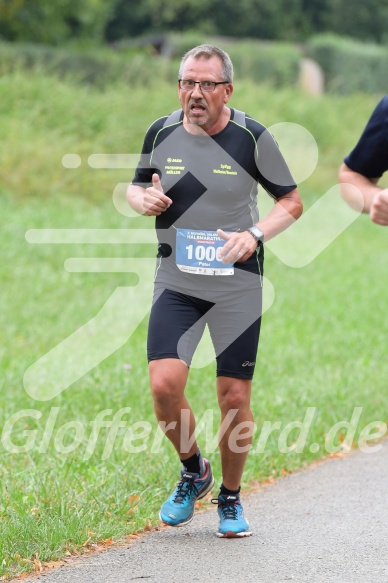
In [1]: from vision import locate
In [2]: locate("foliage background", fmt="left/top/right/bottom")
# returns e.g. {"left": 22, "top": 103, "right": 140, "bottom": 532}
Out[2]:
{"left": 1, "top": 0, "right": 388, "bottom": 45}
{"left": 1, "top": 0, "right": 388, "bottom": 578}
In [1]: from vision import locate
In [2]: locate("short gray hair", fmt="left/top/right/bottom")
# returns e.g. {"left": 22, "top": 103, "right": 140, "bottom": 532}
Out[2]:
{"left": 178, "top": 45, "right": 234, "bottom": 82}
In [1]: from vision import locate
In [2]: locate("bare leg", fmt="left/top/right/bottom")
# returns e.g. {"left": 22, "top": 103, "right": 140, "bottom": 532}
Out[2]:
{"left": 216, "top": 376, "right": 254, "bottom": 491}
{"left": 149, "top": 358, "right": 199, "bottom": 460}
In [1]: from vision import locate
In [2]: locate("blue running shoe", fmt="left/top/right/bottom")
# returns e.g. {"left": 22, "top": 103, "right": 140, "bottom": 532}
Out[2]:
{"left": 160, "top": 459, "right": 214, "bottom": 527}
{"left": 213, "top": 493, "right": 252, "bottom": 538}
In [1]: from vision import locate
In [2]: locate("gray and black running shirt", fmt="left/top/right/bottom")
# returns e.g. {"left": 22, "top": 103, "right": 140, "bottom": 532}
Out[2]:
{"left": 132, "top": 108, "right": 297, "bottom": 293}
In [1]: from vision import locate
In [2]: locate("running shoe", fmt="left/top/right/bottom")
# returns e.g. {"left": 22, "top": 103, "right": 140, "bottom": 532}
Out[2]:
{"left": 160, "top": 459, "right": 214, "bottom": 527}
{"left": 213, "top": 493, "right": 252, "bottom": 538}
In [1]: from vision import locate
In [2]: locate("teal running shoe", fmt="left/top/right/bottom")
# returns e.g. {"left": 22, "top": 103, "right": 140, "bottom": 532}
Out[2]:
{"left": 160, "top": 459, "right": 214, "bottom": 527}
{"left": 213, "top": 493, "right": 252, "bottom": 538}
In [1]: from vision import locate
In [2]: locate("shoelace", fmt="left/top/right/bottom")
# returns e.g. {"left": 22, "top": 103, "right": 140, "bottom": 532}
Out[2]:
{"left": 173, "top": 477, "right": 199, "bottom": 504}
{"left": 211, "top": 498, "right": 239, "bottom": 520}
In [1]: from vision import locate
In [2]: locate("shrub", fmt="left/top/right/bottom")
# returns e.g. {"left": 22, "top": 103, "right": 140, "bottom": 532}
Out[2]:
{"left": 0, "top": 41, "right": 177, "bottom": 88}
{"left": 306, "top": 34, "right": 388, "bottom": 94}
{"left": 225, "top": 40, "right": 302, "bottom": 86}
{"left": 0, "top": 36, "right": 302, "bottom": 90}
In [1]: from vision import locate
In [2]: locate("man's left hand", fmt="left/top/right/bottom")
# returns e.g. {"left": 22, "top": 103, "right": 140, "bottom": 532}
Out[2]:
{"left": 217, "top": 229, "right": 258, "bottom": 263}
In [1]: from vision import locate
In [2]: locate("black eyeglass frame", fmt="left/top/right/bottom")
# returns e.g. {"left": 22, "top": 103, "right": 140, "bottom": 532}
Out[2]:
{"left": 178, "top": 79, "right": 229, "bottom": 92}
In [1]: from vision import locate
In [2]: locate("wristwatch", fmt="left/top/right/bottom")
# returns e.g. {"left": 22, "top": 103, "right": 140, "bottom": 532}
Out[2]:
{"left": 246, "top": 225, "right": 264, "bottom": 246}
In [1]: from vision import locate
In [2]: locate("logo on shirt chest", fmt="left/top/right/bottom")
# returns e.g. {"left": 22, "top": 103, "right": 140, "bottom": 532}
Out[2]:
{"left": 213, "top": 163, "right": 238, "bottom": 176}
{"left": 165, "top": 157, "right": 185, "bottom": 175}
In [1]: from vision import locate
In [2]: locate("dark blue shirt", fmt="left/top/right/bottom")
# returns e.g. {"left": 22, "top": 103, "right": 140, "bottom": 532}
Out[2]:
{"left": 344, "top": 96, "right": 388, "bottom": 179}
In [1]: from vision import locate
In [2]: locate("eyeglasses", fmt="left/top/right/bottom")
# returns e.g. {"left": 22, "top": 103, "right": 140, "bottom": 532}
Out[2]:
{"left": 178, "top": 79, "right": 229, "bottom": 92}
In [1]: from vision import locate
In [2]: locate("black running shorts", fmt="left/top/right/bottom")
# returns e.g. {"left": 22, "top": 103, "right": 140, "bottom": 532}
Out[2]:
{"left": 147, "top": 287, "right": 262, "bottom": 379}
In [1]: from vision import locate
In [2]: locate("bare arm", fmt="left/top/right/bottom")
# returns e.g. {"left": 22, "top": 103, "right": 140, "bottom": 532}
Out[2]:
{"left": 218, "top": 188, "right": 303, "bottom": 263}
{"left": 126, "top": 173, "right": 172, "bottom": 216}
{"left": 253, "top": 188, "right": 303, "bottom": 241}
{"left": 339, "top": 163, "right": 388, "bottom": 226}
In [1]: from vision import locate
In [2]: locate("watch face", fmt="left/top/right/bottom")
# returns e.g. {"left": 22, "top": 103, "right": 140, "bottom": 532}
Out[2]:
{"left": 250, "top": 226, "right": 264, "bottom": 242}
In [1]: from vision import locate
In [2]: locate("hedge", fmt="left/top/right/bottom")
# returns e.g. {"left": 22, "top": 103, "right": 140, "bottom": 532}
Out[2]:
{"left": 306, "top": 34, "right": 388, "bottom": 94}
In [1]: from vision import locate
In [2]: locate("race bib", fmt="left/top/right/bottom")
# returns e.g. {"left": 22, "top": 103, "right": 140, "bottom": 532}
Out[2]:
{"left": 176, "top": 229, "right": 234, "bottom": 276}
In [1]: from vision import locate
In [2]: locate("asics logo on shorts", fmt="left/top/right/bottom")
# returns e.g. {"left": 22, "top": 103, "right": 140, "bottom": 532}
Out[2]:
{"left": 242, "top": 361, "right": 255, "bottom": 367}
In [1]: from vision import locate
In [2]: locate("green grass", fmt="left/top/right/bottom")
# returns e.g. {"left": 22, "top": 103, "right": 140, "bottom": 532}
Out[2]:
{"left": 1, "top": 70, "right": 387, "bottom": 578}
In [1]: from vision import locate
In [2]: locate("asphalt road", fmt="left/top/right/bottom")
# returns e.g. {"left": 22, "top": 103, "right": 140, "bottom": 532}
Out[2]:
{"left": 29, "top": 444, "right": 388, "bottom": 583}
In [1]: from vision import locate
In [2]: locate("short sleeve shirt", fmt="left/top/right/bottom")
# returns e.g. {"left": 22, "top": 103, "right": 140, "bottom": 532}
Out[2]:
{"left": 344, "top": 96, "right": 388, "bottom": 179}
{"left": 132, "top": 108, "right": 297, "bottom": 292}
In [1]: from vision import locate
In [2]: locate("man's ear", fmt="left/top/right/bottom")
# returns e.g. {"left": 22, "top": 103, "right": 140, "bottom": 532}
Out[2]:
{"left": 224, "top": 83, "right": 233, "bottom": 103}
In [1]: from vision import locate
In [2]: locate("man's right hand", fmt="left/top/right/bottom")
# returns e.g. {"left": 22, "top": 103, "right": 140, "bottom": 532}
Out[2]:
{"left": 143, "top": 173, "right": 172, "bottom": 216}
{"left": 370, "top": 189, "right": 388, "bottom": 226}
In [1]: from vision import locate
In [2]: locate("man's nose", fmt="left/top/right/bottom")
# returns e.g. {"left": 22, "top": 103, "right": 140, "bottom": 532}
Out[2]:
{"left": 191, "top": 83, "right": 203, "bottom": 97}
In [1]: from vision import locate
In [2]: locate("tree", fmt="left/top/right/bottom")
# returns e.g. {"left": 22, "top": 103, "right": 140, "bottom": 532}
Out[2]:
{"left": 326, "top": 0, "right": 388, "bottom": 44}
{"left": 0, "top": 0, "right": 116, "bottom": 44}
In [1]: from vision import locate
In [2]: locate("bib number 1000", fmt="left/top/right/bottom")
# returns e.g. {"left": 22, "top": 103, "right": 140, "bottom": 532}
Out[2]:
{"left": 186, "top": 244, "right": 223, "bottom": 262}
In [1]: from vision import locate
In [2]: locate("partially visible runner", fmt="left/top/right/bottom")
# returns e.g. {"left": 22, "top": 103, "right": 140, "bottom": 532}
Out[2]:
{"left": 339, "top": 95, "right": 388, "bottom": 225}
{"left": 127, "top": 45, "right": 303, "bottom": 538}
